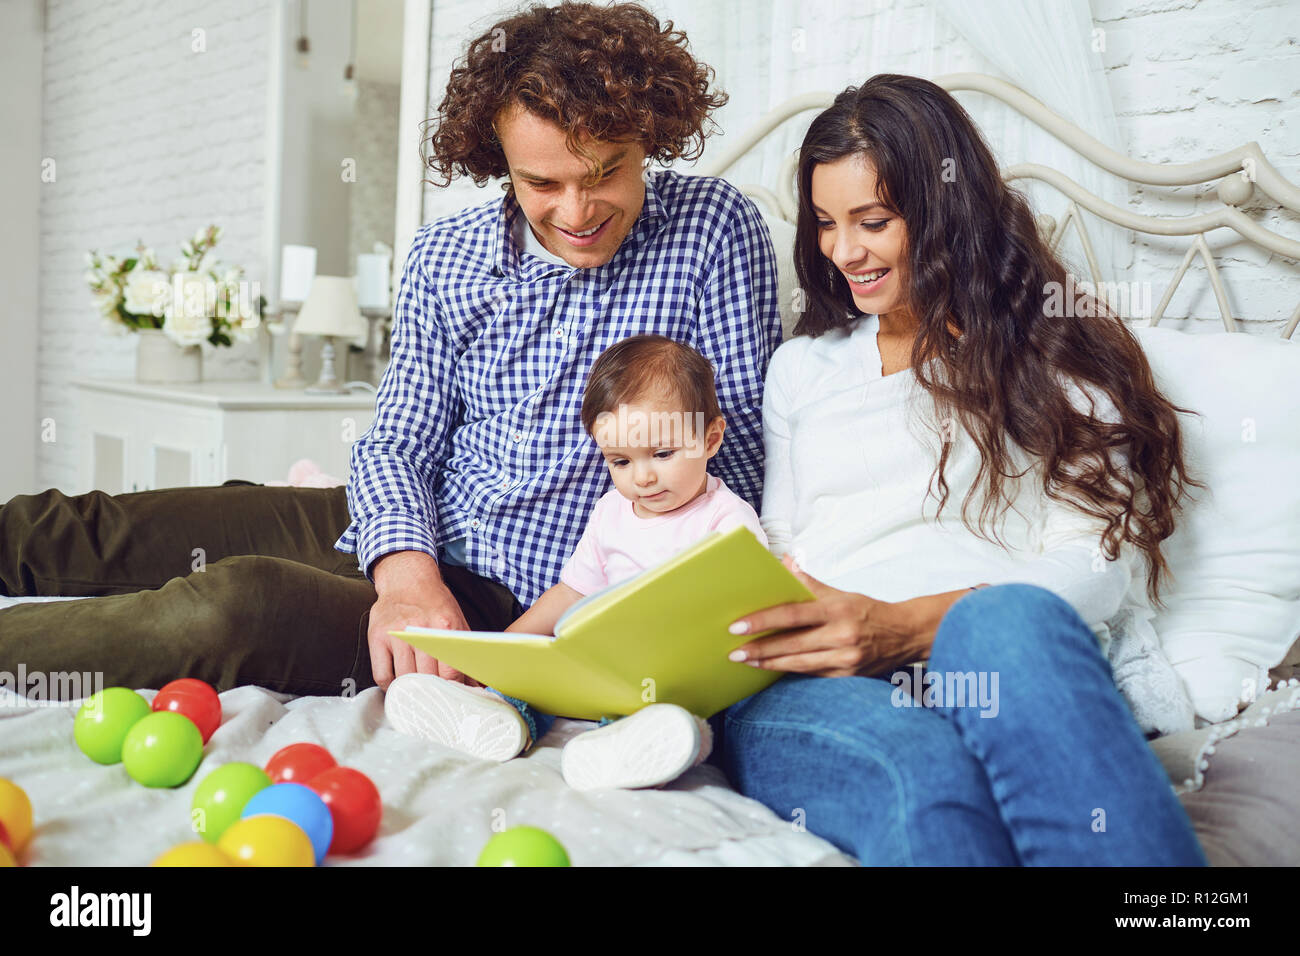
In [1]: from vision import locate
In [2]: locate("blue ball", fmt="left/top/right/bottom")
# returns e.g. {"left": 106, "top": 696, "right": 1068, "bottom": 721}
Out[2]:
{"left": 240, "top": 782, "right": 334, "bottom": 865}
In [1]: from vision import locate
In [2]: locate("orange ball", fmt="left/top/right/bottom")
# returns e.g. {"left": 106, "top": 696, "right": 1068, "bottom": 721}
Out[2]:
{"left": 0, "top": 778, "right": 33, "bottom": 855}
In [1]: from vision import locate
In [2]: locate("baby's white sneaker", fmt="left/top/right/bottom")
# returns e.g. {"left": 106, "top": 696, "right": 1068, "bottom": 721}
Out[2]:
{"left": 384, "top": 674, "right": 530, "bottom": 761}
{"left": 561, "top": 703, "right": 712, "bottom": 791}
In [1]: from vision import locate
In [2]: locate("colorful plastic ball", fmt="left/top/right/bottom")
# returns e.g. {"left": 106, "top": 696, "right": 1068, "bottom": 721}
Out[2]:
{"left": 151, "top": 678, "right": 222, "bottom": 743}
{"left": 306, "top": 766, "right": 381, "bottom": 854}
{"left": 74, "top": 687, "right": 151, "bottom": 765}
{"left": 0, "top": 819, "right": 9, "bottom": 850}
{"left": 218, "top": 815, "right": 315, "bottom": 867}
{"left": 121, "top": 711, "right": 204, "bottom": 788}
{"left": 152, "top": 841, "right": 236, "bottom": 867}
{"left": 0, "top": 842, "right": 14, "bottom": 867}
{"left": 265, "top": 743, "right": 336, "bottom": 784}
{"left": 0, "top": 777, "right": 34, "bottom": 855}
{"left": 240, "top": 783, "right": 333, "bottom": 864}
{"left": 476, "top": 826, "right": 571, "bottom": 867}
{"left": 191, "top": 762, "right": 272, "bottom": 843}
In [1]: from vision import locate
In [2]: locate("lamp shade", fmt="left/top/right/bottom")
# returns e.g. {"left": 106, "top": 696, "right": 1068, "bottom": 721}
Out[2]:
{"left": 292, "top": 276, "right": 368, "bottom": 338}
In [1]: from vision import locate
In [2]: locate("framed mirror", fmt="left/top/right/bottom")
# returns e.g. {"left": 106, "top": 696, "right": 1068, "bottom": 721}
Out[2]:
{"left": 262, "top": 0, "right": 431, "bottom": 385}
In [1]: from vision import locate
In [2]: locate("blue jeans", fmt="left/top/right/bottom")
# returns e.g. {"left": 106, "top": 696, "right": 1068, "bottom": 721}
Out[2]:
{"left": 722, "top": 583, "right": 1208, "bottom": 866}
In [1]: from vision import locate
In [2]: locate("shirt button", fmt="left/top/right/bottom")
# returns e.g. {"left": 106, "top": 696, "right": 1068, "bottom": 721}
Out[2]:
{"left": 553, "top": 325, "right": 565, "bottom": 338}
{"left": 470, "top": 519, "right": 481, "bottom": 531}
{"left": 512, "top": 431, "right": 523, "bottom": 442}
{"left": 500, "top": 479, "right": 510, "bottom": 490}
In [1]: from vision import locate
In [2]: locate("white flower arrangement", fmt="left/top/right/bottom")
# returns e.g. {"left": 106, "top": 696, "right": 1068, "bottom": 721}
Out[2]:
{"left": 85, "top": 225, "right": 266, "bottom": 348}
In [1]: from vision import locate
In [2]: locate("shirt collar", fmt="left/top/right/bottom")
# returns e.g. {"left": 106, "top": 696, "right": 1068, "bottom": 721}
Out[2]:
{"left": 492, "top": 171, "right": 667, "bottom": 278}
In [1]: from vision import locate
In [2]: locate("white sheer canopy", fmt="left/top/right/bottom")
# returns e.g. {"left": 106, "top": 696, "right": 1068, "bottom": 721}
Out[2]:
{"left": 661, "top": 0, "right": 1127, "bottom": 286}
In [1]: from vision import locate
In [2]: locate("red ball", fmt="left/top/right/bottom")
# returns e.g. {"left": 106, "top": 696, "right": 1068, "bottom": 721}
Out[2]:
{"left": 266, "top": 743, "right": 336, "bottom": 785}
{"left": 151, "top": 678, "right": 222, "bottom": 743}
{"left": 307, "top": 767, "right": 381, "bottom": 855}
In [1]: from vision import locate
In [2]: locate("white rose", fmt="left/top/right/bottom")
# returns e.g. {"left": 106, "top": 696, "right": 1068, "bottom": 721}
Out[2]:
{"left": 97, "top": 293, "right": 127, "bottom": 334}
{"left": 162, "top": 271, "right": 214, "bottom": 346}
{"left": 94, "top": 291, "right": 120, "bottom": 317}
{"left": 121, "top": 270, "right": 171, "bottom": 318}
{"left": 230, "top": 309, "right": 261, "bottom": 342}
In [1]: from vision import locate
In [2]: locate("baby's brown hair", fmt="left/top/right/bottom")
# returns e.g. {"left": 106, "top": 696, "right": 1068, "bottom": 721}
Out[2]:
{"left": 581, "top": 335, "right": 723, "bottom": 437}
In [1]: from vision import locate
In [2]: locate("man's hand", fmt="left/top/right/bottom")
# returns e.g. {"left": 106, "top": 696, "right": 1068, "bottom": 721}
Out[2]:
{"left": 368, "top": 551, "right": 473, "bottom": 691}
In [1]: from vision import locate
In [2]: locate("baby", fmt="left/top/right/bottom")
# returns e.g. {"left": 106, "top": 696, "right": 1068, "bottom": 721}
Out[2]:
{"left": 385, "top": 334, "right": 767, "bottom": 790}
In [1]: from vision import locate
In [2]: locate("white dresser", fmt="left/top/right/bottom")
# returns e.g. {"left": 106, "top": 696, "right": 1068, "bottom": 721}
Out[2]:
{"left": 73, "top": 380, "right": 377, "bottom": 493}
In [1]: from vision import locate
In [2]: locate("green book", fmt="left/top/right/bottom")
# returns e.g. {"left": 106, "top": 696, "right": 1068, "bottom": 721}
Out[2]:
{"left": 391, "top": 525, "right": 815, "bottom": 720}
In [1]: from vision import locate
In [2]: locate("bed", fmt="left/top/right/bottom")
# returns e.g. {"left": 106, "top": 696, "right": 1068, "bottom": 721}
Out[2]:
{"left": 3, "top": 73, "right": 1298, "bottom": 867}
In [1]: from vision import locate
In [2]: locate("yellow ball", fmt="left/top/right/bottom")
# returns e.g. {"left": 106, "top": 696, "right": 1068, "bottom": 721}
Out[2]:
{"left": 217, "top": 814, "right": 315, "bottom": 867}
{"left": 0, "top": 842, "right": 15, "bottom": 867}
{"left": 0, "top": 777, "right": 33, "bottom": 854}
{"left": 152, "top": 841, "right": 237, "bottom": 867}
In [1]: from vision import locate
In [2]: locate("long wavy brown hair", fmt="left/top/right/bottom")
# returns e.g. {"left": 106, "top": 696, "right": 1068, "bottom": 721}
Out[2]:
{"left": 793, "top": 74, "right": 1203, "bottom": 606}
{"left": 422, "top": 1, "right": 728, "bottom": 188}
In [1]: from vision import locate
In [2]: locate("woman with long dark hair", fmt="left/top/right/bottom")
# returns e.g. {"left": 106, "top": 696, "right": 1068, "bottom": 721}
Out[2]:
{"left": 721, "top": 74, "right": 1207, "bottom": 865}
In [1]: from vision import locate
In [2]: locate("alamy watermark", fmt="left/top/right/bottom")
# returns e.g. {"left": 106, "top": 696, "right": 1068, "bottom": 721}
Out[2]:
{"left": 138, "top": 274, "right": 262, "bottom": 322}
{"left": 1044, "top": 280, "right": 1153, "bottom": 320}
{"left": 890, "top": 664, "right": 1000, "bottom": 718}
{"left": 592, "top": 405, "right": 711, "bottom": 457}
{"left": 0, "top": 666, "right": 104, "bottom": 707}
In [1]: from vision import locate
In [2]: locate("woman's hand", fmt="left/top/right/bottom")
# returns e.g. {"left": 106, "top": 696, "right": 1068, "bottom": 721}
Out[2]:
{"left": 726, "top": 554, "right": 971, "bottom": 678}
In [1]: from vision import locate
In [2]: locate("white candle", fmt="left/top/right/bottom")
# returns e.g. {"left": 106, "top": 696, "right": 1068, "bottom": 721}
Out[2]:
{"left": 356, "top": 253, "right": 390, "bottom": 310}
{"left": 280, "top": 245, "right": 317, "bottom": 303}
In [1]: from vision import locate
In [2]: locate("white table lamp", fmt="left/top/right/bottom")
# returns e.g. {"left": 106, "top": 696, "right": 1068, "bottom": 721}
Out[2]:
{"left": 293, "top": 276, "right": 369, "bottom": 393}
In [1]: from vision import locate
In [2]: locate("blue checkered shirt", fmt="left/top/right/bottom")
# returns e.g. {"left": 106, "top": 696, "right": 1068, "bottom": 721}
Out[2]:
{"left": 334, "top": 169, "right": 782, "bottom": 606}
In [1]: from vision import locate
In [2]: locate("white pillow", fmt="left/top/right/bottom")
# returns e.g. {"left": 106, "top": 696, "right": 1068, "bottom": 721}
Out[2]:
{"left": 1131, "top": 325, "right": 1300, "bottom": 723}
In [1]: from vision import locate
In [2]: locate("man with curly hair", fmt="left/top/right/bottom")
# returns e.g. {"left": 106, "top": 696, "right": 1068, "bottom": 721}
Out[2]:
{"left": 340, "top": 1, "right": 782, "bottom": 694}
{"left": 0, "top": 2, "right": 781, "bottom": 713}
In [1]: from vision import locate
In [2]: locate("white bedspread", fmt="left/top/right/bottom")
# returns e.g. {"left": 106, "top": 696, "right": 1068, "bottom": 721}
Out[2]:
{"left": 0, "top": 646, "right": 850, "bottom": 866}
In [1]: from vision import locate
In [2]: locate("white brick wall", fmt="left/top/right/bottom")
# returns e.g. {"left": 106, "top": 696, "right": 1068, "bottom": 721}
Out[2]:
{"left": 418, "top": 0, "right": 1298, "bottom": 329}
{"left": 1094, "top": 0, "right": 1299, "bottom": 333}
{"left": 33, "top": 0, "right": 1298, "bottom": 490}
{"left": 37, "top": 0, "right": 270, "bottom": 492}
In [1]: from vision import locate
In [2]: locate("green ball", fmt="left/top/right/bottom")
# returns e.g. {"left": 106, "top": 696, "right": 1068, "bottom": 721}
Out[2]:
{"left": 476, "top": 826, "right": 571, "bottom": 867}
{"left": 74, "top": 687, "right": 152, "bottom": 765}
{"left": 121, "top": 712, "right": 204, "bottom": 788}
{"left": 191, "top": 762, "right": 272, "bottom": 843}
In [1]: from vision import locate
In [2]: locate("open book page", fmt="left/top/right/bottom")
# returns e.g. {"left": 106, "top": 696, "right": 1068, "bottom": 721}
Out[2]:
{"left": 391, "top": 627, "right": 631, "bottom": 718}
{"left": 554, "top": 531, "right": 725, "bottom": 635}
{"left": 391, "top": 527, "right": 814, "bottom": 719}
{"left": 553, "top": 568, "right": 652, "bottom": 633}
{"left": 401, "top": 627, "right": 555, "bottom": 642}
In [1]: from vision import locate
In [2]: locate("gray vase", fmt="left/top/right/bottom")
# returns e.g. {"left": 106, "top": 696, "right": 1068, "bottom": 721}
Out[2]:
{"left": 135, "top": 328, "right": 202, "bottom": 384}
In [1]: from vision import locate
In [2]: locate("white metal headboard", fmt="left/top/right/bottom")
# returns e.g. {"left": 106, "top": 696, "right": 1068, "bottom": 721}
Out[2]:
{"left": 698, "top": 73, "right": 1300, "bottom": 340}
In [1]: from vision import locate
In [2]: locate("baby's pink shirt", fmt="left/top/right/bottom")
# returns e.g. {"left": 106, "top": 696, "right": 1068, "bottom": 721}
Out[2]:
{"left": 559, "top": 474, "right": 768, "bottom": 595}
